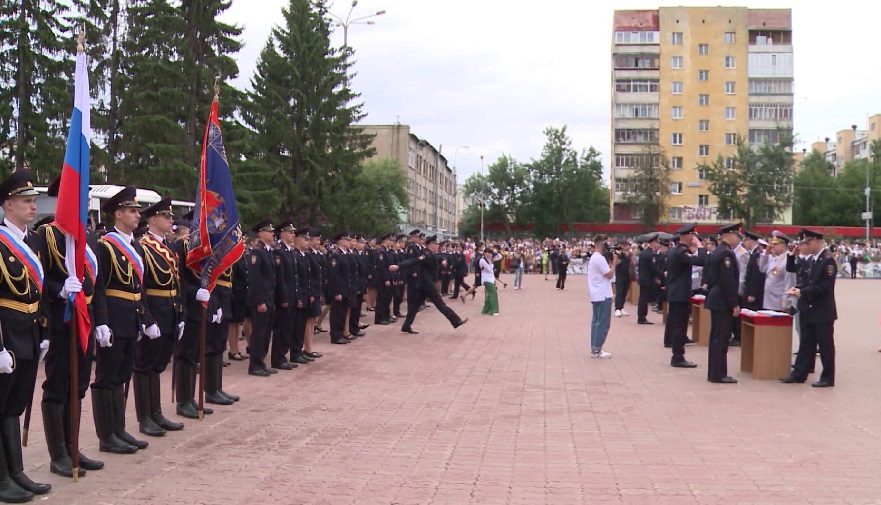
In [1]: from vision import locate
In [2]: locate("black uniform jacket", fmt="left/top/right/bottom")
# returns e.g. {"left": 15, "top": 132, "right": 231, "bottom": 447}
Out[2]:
{"left": 704, "top": 242, "right": 740, "bottom": 312}
{"left": 665, "top": 244, "right": 706, "bottom": 303}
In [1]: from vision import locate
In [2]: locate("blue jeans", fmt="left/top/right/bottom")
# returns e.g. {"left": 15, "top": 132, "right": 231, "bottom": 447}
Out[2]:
{"left": 590, "top": 298, "right": 613, "bottom": 352}
{"left": 513, "top": 267, "right": 523, "bottom": 287}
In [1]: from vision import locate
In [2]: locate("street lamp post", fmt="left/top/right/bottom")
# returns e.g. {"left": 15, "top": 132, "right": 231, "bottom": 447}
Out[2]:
{"left": 329, "top": 1, "right": 386, "bottom": 51}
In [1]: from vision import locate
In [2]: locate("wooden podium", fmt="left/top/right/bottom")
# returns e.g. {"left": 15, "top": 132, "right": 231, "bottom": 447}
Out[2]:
{"left": 739, "top": 312, "right": 793, "bottom": 380}
{"left": 690, "top": 297, "right": 710, "bottom": 346}
{"left": 628, "top": 281, "right": 639, "bottom": 305}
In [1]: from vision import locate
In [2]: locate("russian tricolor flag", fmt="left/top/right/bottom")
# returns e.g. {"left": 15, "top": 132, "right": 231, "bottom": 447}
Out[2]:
{"left": 55, "top": 49, "right": 91, "bottom": 354}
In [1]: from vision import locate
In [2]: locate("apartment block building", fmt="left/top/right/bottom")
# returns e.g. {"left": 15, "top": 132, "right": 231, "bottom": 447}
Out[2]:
{"left": 360, "top": 124, "right": 457, "bottom": 236}
{"left": 611, "top": 7, "right": 794, "bottom": 224}
{"left": 810, "top": 114, "right": 881, "bottom": 175}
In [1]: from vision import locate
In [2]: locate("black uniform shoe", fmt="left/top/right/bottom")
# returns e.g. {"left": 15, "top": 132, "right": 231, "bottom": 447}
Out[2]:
{"left": 709, "top": 376, "right": 737, "bottom": 384}
{"left": 684, "top": 338, "right": 696, "bottom": 344}
{"left": 0, "top": 417, "right": 51, "bottom": 495}
{"left": 262, "top": 368, "right": 277, "bottom": 376}
{"left": 249, "top": 369, "right": 271, "bottom": 377}
{"left": 401, "top": 328, "right": 419, "bottom": 334}
{"left": 92, "top": 389, "right": 138, "bottom": 454}
{"left": 0, "top": 474, "right": 32, "bottom": 504}
{"left": 272, "top": 362, "right": 295, "bottom": 370}
{"left": 291, "top": 354, "right": 310, "bottom": 365}
{"left": 206, "top": 391, "right": 234, "bottom": 405}
{"left": 779, "top": 375, "right": 806, "bottom": 384}
{"left": 453, "top": 318, "right": 469, "bottom": 329}
{"left": 42, "top": 403, "right": 85, "bottom": 478}
{"left": 637, "top": 320, "right": 654, "bottom": 325}
{"left": 352, "top": 331, "right": 366, "bottom": 337}
{"left": 297, "top": 353, "right": 315, "bottom": 362}
{"left": 188, "top": 400, "right": 213, "bottom": 415}
{"left": 811, "top": 380, "right": 834, "bottom": 388}
{"left": 671, "top": 360, "right": 697, "bottom": 368}
{"left": 331, "top": 338, "right": 349, "bottom": 344}
{"left": 305, "top": 351, "right": 323, "bottom": 358}
{"left": 376, "top": 320, "right": 392, "bottom": 325}
{"left": 219, "top": 390, "right": 240, "bottom": 402}
{"left": 729, "top": 338, "right": 741, "bottom": 347}
{"left": 74, "top": 450, "right": 105, "bottom": 471}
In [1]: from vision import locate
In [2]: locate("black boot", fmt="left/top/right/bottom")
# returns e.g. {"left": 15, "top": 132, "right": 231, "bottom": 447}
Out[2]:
{"left": 92, "top": 389, "right": 137, "bottom": 454}
{"left": 133, "top": 373, "right": 165, "bottom": 437}
{"left": 64, "top": 401, "right": 104, "bottom": 471}
{"left": 175, "top": 362, "right": 199, "bottom": 419}
{"left": 187, "top": 361, "right": 213, "bottom": 415}
{"left": 0, "top": 432, "right": 32, "bottom": 504}
{"left": 0, "top": 417, "right": 50, "bottom": 495}
{"left": 217, "top": 358, "right": 239, "bottom": 402}
{"left": 42, "top": 403, "right": 83, "bottom": 478}
{"left": 149, "top": 373, "right": 183, "bottom": 431}
{"left": 111, "top": 385, "right": 148, "bottom": 449}
{"left": 205, "top": 355, "right": 233, "bottom": 405}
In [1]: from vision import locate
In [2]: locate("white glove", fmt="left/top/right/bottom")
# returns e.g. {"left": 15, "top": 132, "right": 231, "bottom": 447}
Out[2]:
{"left": 59, "top": 277, "right": 83, "bottom": 299}
{"left": 177, "top": 321, "right": 185, "bottom": 340}
{"left": 0, "top": 350, "right": 12, "bottom": 374}
{"left": 96, "top": 325, "right": 112, "bottom": 347}
{"left": 196, "top": 288, "right": 211, "bottom": 302}
{"left": 143, "top": 324, "right": 161, "bottom": 340}
{"left": 211, "top": 308, "right": 223, "bottom": 324}
{"left": 39, "top": 340, "right": 49, "bottom": 362}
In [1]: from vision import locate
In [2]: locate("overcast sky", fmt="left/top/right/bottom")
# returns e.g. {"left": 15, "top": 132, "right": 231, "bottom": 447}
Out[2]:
{"left": 221, "top": 0, "right": 881, "bottom": 183}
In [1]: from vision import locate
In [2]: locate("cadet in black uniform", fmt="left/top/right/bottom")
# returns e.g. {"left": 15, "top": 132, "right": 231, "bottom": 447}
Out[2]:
{"left": 741, "top": 230, "right": 766, "bottom": 311}
{"left": 134, "top": 197, "right": 185, "bottom": 436}
{"left": 348, "top": 236, "right": 367, "bottom": 338}
{"left": 556, "top": 248, "right": 570, "bottom": 290}
{"left": 327, "top": 232, "right": 353, "bottom": 344}
{"left": 247, "top": 219, "right": 279, "bottom": 376}
{"left": 781, "top": 229, "right": 837, "bottom": 387}
{"left": 93, "top": 186, "right": 155, "bottom": 453}
{"left": 704, "top": 223, "right": 741, "bottom": 384}
{"left": 663, "top": 224, "right": 706, "bottom": 368}
{"left": 636, "top": 235, "right": 660, "bottom": 324}
{"left": 392, "top": 235, "right": 406, "bottom": 317}
{"left": 392, "top": 235, "right": 469, "bottom": 334}
{"left": 0, "top": 170, "right": 51, "bottom": 501}
{"left": 291, "top": 227, "right": 317, "bottom": 361}
{"left": 38, "top": 176, "right": 107, "bottom": 477}
{"left": 373, "top": 233, "right": 395, "bottom": 325}
{"left": 303, "top": 227, "right": 325, "bottom": 356}
{"left": 271, "top": 220, "right": 296, "bottom": 371}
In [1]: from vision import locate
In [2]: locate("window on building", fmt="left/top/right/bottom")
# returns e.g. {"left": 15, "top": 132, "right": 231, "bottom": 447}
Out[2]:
{"left": 724, "top": 81, "right": 735, "bottom": 94}
{"left": 615, "top": 79, "right": 660, "bottom": 93}
{"left": 672, "top": 32, "right": 683, "bottom": 45}
{"left": 747, "top": 53, "right": 794, "bottom": 77}
{"left": 697, "top": 167, "right": 707, "bottom": 180}
{"left": 725, "top": 133, "right": 737, "bottom": 145}
{"left": 671, "top": 156, "right": 683, "bottom": 169}
{"left": 724, "top": 32, "right": 736, "bottom": 44}
{"left": 614, "top": 178, "right": 632, "bottom": 193}
{"left": 698, "top": 44, "right": 709, "bottom": 55}
{"left": 671, "top": 106, "right": 683, "bottom": 119}
{"left": 725, "top": 157, "right": 736, "bottom": 169}
{"left": 614, "top": 129, "right": 660, "bottom": 143}
{"left": 698, "top": 145, "right": 709, "bottom": 156}
{"left": 724, "top": 56, "right": 736, "bottom": 68}
{"left": 698, "top": 94, "right": 709, "bottom": 106}
{"left": 698, "top": 69, "right": 709, "bottom": 81}
{"left": 748, "top": 104, "right": 794, "bottom": 121}
{"left": 671, "top": 56, "right": 683, "bottom": 68}
{"left": 725, "top": 107, "right": 735, "bottom": 120}
{"left": 615, "top": 154, "right": 659, "bottom": 169}
{"left": 670, "top": 182, "right": 683, "bottom": 194}
{"left": 669, "top": 207, "right": 683, "bottom": 220}
{"left": 614, "top": 31, "right": 661, "bottom": 44}
{"left": 614, "top": 103, "right": 659, "bottom": 118}
{"left": 698, "top": 195, "right": 709, "bottom": 206}
{"left": 671, "top": 81, "right": 683, "bottom": 94}
{"left": 698, "top": 120, "right": 709, "bottom": 131}
{"left": 672, "top": 133, "right": 683, "bottom": 145}
{"left": 748, "top": 79, "right": 793, "bottom": 95}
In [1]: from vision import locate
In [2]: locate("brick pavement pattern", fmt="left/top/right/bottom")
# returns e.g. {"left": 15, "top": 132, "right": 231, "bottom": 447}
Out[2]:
{"left": 16, "top": 276, "right": 881, "bottom": 504}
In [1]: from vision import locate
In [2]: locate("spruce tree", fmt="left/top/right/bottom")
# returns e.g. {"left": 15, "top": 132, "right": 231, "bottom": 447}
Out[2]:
{"left": 244, "top": 0, "right": 374, "bottom": 227}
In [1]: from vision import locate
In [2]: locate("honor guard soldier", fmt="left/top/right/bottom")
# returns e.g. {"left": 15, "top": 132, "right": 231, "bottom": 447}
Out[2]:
{"left": 781, "top": 229, "right": 837, "bottom": 387}
{"left": 92, "top": 185, "right": 154, "bottom": 453}
{"left": 133, "top": 197, "right": 185, "bottom": 435}
{"left": 327, "top": 232, "right": 353, "bottom": 345}
{"left": 0, "top": 170, "right": 51, "bottom": 501}
{"left": 391, "top": 235, "right": 469, "bottom": 334}
{"left": 704, "top": 223, "right": 741, "bottom": 384}
{"left": 38, "top": 176, "right": 106, "bottom": 478}
{"left": 247, "top": 219, "right": 278, "bottom": 376}
{"left": 271, "top": 220, "right": 296, "bottom": 370}
{"left": 663, "top": 224, "right": 706, "bottom": 368}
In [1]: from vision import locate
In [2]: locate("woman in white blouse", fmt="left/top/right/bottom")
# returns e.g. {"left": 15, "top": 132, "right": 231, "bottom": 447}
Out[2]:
{"left": 480, "top": 248, "right": 501, "bottom": 315}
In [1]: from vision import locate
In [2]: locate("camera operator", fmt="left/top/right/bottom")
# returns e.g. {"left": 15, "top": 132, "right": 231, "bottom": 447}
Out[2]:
{"left": 612, "top": 240, "right": 631, "bottom": 317}
{"left": 587, "top": 235, "right": 619, "bottom": 359}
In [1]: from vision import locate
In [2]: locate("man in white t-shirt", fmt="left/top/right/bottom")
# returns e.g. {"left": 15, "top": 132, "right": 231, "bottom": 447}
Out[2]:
{"left": 587, "top": 235, "right": 618, "bottom": 358}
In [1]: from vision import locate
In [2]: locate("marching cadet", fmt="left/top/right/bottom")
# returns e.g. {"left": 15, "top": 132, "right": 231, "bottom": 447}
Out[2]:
{"left": 38, "top": 176, "right": 107, "bottom": 478}
{"left": 636, "top": 234, "right": 660, "bottom": 324}
{"left": 704, "top": 223, "right": 741, "bottom": 384}
{"left": 92, "top": 185, "right": 155, "bottom": 453}
{"left": 662, "top": 224, "right": 706, "bottom": 368}
{"left": 245, "top": 219, "right": 278, "bottom": 377}
{"left": 0, "top": 170, "right": 51, "bottom": 501}
{"left": 741, "top": 231, "right": 766, "bottom": 311}
{"left": 303, "top": 227, "right": 326, "bottom": 353}
{"left": 133, "top": 197, "right": 185, "bottom": 436}
{"left": 271, "top": 220, "right": 296, "bottom": 371}
{"left": 373, "top": 233, "right": 395, "bottom": 325}
{"left": 327, "top": 232, "right": 353, "bottom": 345}
{"left": 391, "top": 235, "right": 469, "bottom": 334}
{"left": 758, "top": 231, "right": 796, "bottom": 312}
{"left": 781, "top": 229, "right": 837, "bottom": 387}
{"left": 291, "top": 227, "right": 317, "bottom": 362}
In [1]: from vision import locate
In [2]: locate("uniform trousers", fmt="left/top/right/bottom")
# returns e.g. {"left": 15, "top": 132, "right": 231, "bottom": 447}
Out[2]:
{"left": 707, "top": 309, "right": 733, "bottom": 381}
{"left": 43, "top": 326, "right": 94, "bottom": 404}
{"left": 665, "top": 302, "right": 690, "bottom": 361}
{"left": 614, "top": 278, "right": 630, "bottom": 311}
{"left": 249, "top": 307, "right": 274, "bottom": 372}
{"left": 637, "top": 284, "right": 652, "bottom": 320}
{"left": 93, "top": 335, "right": 136, "bottom": 389}
{"left": 291, "top": 308, "right": 308, "bottom": 357}
{"left": 451, "top": 276, "right": 470, "bottom": 298}
{"left": 401, "top": 286, "right": 462, "bottom": 330}
{"left": 271, "top": 306, "right": 294, "bottom": 366}
{"left": 348, "top": 293, "right": 364, "bottom": 335}
{"left": 329, "top": 297, "right": 349, "bottom": 340}
{"left": 392, "top": 285, "right": 404, "bottom": 316}
{"left": 134, "top": 332, "right": 175, "bottom": 374}
{"left": 556, "top": 270, "right": 567, "bottom": 290}
{"left": 374, "top": 284, "right": 392, "bottom": 323}
{"left": 207, "top": 321, "right": 226, "bottom": 356}
{"left": 792, "top": 318, "right": 834, "bottom": 382}
{"left": 0, "top": 357, "right": 39, "bottom": 417}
